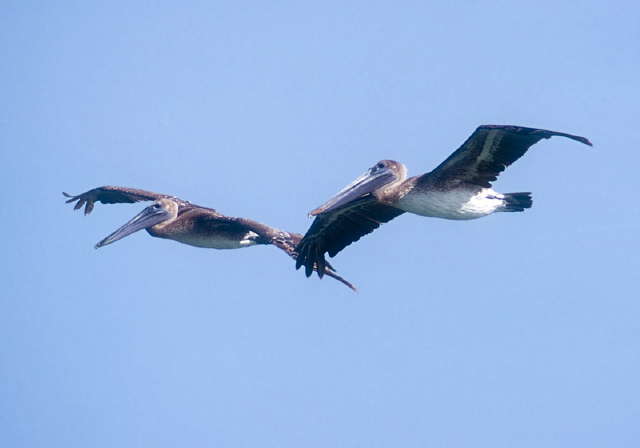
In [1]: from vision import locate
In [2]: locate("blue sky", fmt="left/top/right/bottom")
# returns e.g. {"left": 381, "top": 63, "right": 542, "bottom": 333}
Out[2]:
{"left": 1, "top": 1, "right": 639, "bottom": 447}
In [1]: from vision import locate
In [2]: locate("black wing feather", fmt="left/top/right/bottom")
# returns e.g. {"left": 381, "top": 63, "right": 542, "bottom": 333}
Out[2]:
{"left": 295, "top": 195, "right": 405, "bottom": 278}
{"left": 420, "top": 125, "right": 592, "bottom": 190}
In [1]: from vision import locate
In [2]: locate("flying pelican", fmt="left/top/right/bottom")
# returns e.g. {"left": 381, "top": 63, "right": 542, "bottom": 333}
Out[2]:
{"left": 64, "top": 186, "right": 356, "bottom": 291}
{"left": 295, "top": 125, "right": 592, "bottom": 278}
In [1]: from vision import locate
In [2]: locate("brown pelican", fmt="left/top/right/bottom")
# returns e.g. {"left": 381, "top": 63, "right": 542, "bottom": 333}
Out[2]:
{"left": 64, "top": 186, "right": 356, "bottom": 291}
{"left": 295, "top": 125, "right": 592, "bottom": 278}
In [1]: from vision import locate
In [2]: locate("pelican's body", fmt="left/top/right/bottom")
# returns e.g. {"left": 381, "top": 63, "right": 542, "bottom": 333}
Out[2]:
{"left": 371, "top": 165, "right": 534, "bottom": 220}
{"left": 396, "top": 188, "right": 510, "bottom": 219}
{"left": 64, "top": 186, "right": 356, "bottom": 291}
{"left": 296, "top": 125, "right": 592, "bottom": 278}
{"left": 135, "top": 198, "right": 264, "bottom": 250}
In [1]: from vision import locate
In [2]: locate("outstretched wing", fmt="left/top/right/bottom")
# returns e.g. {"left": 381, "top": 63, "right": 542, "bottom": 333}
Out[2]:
{"left": 234, "top": 217, "right": 359, "bottom": 291}
{"left": 419, "top": 125, "right": 592, "bottom": 190}
{"left": 63, "top": 186, "right": 174, "bottom": 214}
{"left": 281, "top": 232, "right": 358, "bottom": 292}
{"left": 295, "top": 195, "right": 405, "bottom": 278}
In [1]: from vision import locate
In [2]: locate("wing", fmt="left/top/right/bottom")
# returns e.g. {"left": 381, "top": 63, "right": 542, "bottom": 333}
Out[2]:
{"left": 233, "top": 217, "right": 359, "bottom": 291}
{"left": 295, "top": 195, "right": 405, "bottom": 278}
{"left": 63, "top": 186, "right": 174, "bottom": 214}
{"left": 274, "top": 231, "right": 358, "bottom": 292}
{"left": 418, "top": 125, "right": 592, "bottom": 190}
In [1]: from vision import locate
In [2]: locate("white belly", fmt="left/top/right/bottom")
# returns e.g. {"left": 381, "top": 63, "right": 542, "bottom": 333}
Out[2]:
{"left": 395, "top": 188, "right": 505, "bottom": 220}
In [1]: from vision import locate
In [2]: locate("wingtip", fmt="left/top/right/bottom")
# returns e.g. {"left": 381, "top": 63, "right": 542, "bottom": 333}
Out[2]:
{"left": 63, "top": 192, "right": 77, "bottom": 205}
{"left": 323, "top": 269, "right": 359, "bottom": 293}
{"left": 346, "top": 282, "right": 359, "bottom": 293}
{"left": 561, "top": 132, "right": 592, "bottom": 147}
{"left": 581, "top": 137, "right": 594, "bottom": 147}
{"left": 477, "top": 125, "right": 593, "bottom": 147}
{"left": 304, "top": 262, "right": 314, "bottom": 278}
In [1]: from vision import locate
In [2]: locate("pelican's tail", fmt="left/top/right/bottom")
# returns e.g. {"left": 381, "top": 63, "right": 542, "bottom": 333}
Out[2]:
{"left": 502, "top": 192, "right": 533, "bottom": 212}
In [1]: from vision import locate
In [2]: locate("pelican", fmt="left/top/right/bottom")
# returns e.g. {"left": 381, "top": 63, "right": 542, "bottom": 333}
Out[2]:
{"left": 295, "top": 125, "right": 592, "bottom": 278}
{"left": 64, "top": 186, "right": 356, "bottom": 291}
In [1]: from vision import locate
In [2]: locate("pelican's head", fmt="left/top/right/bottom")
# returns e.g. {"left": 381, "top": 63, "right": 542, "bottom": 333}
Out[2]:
{"left": 95, "top": 198, "right": 178, "bottom": 248}
{"left": 309, "top": 160, "right": 406, "bottom": 216}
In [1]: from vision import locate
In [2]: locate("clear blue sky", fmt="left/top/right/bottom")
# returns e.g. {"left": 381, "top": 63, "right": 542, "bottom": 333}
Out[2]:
{"left": 2, "top": 1, "right": 639, "bottom": 447}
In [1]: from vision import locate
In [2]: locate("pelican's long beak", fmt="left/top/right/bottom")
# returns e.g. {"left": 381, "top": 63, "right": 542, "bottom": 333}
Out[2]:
{"left": 309, "top": 165, "right": 398, "bottom": 216}
{"left": 95, "top": 203, "right": 171, "bottom": 248}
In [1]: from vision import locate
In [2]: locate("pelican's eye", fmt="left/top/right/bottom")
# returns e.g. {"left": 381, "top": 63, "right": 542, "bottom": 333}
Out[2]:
{"left": 376, "top": 162, "right": 386, "bottom": 169}
{"left": 151, "top": 203, "right": 162, "bottom": 210}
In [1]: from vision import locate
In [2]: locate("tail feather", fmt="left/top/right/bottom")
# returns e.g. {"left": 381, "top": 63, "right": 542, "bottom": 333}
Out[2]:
{"left": 503, "top": 192, "right": 533, "bottom": 212}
